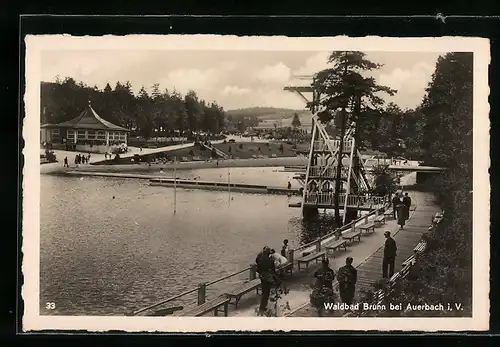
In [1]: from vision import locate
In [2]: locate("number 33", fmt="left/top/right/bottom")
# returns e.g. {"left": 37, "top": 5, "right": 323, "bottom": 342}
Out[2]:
{"left": 45, "top": 302, "right": 55, "bottom": 310}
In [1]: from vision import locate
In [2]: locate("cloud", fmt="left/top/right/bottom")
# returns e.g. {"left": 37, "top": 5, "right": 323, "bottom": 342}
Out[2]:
{"left": 159, "top": 68, "right": 219, "bottom": 95}
{"left": 256, "top": 62, "right": 291, "bottom": 85}
{"left": 221, "top": 86, "right": 252, "bottom": 96}
{"left": 377, "top": 61, "right": 435, "bottom": 106}
{"left": 294, "top": 52, "right": 331, "bottom": 76}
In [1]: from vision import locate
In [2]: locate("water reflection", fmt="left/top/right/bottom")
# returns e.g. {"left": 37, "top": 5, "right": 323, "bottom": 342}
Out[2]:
{"left": 289, "top": 214, "right": 338, "bottom": 245}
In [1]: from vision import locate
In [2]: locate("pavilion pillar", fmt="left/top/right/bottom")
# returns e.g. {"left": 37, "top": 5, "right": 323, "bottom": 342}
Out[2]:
{"left": 106, "top": 131, "right": 110, "bottom": 146}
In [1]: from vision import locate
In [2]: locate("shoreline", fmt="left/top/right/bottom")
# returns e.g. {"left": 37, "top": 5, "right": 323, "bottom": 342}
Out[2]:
{"left": 41, "top": 156, "right": 309, "bottom": 175}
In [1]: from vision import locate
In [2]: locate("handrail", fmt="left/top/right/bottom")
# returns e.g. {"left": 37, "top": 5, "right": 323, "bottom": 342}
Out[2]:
{"left": 132, "top": 287, "right": 199, "bottom": 316}
{"left": 132, "top": 266, "right": 251, "bottom": 316}
{"left": 206, "top": 267, "right": 251, "bottom": 286}
{"left": 292, "top": 205, "right": 384, "bottom": 254}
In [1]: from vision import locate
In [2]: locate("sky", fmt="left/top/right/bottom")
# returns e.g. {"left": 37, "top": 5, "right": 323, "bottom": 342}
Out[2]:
{"left": 40, "top": 49, "right": 445, "bottom": 111}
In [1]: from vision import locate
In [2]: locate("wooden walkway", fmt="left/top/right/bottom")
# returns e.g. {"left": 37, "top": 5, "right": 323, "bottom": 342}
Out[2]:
{"left": 353, "top": 198, "right": 440, "bottom": 299}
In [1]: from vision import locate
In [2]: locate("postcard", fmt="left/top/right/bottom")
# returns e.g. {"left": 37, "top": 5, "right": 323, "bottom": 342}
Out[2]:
{"left": 22, "top": 34, "right": 490, "bottom": 332}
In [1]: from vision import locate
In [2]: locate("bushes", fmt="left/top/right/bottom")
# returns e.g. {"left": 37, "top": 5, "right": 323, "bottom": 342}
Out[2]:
{"left": 45, "top": 150, "right": 57, "bottom": 162}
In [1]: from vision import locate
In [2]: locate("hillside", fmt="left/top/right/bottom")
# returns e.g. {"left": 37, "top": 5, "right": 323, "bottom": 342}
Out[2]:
{"left": 226, "top": 107, "right": 308, "bottom": 119}
{"left": 226, "top": 107, "right": 312, "bottom": 129}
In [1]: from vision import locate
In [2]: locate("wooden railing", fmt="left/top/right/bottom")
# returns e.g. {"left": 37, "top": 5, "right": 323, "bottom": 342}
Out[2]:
{"left": 304, "top": 193, "right": 387, "bottom": 207}
{"left": 290, "top": 205, "right": 387, "bottom": 257}
{"left": 131, "top": 266, "right": 254, "bottom": 316}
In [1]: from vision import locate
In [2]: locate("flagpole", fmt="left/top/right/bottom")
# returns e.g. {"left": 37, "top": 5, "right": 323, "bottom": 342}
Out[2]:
{"left": 228, "top": 163, "right": 231, "bottom": 204}
{"left": 173, "top": 156, "right": 177, "bottom": 214}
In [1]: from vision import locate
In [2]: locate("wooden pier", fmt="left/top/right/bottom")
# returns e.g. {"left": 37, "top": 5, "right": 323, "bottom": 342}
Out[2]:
{"left": 150, "top": 178, "right": 301, "bottom": 196}
{"left": 60, "top": 171, "right": 301, "bottom": 196}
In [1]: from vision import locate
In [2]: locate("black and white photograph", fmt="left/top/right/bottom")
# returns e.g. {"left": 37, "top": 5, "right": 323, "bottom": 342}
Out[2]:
{"left": 22, "top": 35, "right": 490, "bottom": 332}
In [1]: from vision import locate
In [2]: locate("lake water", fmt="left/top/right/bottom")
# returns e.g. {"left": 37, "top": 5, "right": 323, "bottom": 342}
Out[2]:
{"left": 40, "top": 167, "right": 338, "bottom": 315}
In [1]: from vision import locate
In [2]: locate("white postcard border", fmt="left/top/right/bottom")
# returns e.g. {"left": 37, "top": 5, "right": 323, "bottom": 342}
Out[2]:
{"left": 23, "top": 35, "right": 490, "bottom": 332}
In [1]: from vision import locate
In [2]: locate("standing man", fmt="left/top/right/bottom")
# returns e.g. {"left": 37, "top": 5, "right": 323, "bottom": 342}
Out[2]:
{"left": 337, "top": 257, "right": 357, "bottom": 311}
{"left": 281, "top": 239, "right": 289, "bottom": 258}
{"left": 255, "top": 246, "right": 276, "bottom": 316}
{"left": 382, "top": 231, "right": 397, "bottom": 279}
{"left": 392, "top": 194, "right": 401, "bottom": 219}
{"left": 402, "top": 192, "right": 412, "bottom": 218}
{"left": 63, "top": 156, "right": 69, "bottom": 168}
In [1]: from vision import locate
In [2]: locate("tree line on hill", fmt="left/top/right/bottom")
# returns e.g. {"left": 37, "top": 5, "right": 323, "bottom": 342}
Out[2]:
{"left": 41, "top": 78, "right": 257, "bottom": 139}
{"left": 309, "top": 51, "right": 472, "bottom": 315}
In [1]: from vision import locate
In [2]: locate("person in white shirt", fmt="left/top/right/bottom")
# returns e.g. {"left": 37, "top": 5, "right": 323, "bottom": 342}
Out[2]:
{"left": 270, "top": 249, "right": 288, "bottom": 267}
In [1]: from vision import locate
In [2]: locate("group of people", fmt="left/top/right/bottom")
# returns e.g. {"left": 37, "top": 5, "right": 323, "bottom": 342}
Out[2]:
{"left": 254, "top": 240, "right": 291, "bottom": 315}
{"left": 392, "top": 192, "right": 412, "bottom": 229}
{"left": 313, "top": 257, "right": 358, "bottom": 311}
{"left": 63, "top": 153, "right": 91, "bottom": 167}
{"left": 253, "top": 229, "right": 400, "bottom": 315}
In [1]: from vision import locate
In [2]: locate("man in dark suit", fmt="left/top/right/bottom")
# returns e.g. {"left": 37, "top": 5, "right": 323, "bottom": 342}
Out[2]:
{"left": 392, "top": 194, "right": 401, "bottom": 219}
{"left": 337, "top": 257, "right": 357, "bottom": 310}
{"left": 382, "top": 231, "right": 397, "bottom": 279}
{"left": 402, "top": 193, "right": 412, "bottom": 219}
{"left": 255, "top": 246, "right": 276, "bottom": 315}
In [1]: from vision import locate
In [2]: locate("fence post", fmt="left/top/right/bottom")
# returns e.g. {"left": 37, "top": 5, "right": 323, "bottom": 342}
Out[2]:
{"left": 287, "top": 249, "right": 294, "bottom": 263}
{"left": 315, "top": 239, "right": 321, "bottom": 253}
{"left": 249, "top": 264, "right": 257, "bottom": 280}
{"left": 351, "top": 222, "right": 355, "bottom": 233}
{"left": 197, "top": 283, "right": 206, "bottom": 305}
{"left": 364, "top": 215, "right": 368, "bottom": 224}
{"left": 375, "top": 208, "right": 379, "bottom": 216}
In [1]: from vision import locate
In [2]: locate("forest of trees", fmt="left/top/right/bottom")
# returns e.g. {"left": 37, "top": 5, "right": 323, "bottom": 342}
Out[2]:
{"left": 386, "top": 52, "right": 474, "bottom": 316}
{"left": 40, "top": 78, "right": 249, "bottom": 139}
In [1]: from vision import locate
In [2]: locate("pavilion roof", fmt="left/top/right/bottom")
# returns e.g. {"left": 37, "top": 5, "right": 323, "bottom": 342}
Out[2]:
{"left": 41, "top": 104, "right": 130, "bottom": 132}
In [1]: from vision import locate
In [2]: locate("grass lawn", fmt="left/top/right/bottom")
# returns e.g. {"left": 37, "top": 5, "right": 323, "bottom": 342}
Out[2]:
{"left": 213, "top": 142, "right": 305, "bottom": 159}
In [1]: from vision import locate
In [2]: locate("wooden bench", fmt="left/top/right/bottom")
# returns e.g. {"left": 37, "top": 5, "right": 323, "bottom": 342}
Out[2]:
{"left": 149, "top": 305, "right": 184, "bottom": 316}
{"left": 359, "top": 222, "right": 376, "bottom": 234}
{"left": 179, "top": 295, "right": 230, "bottom": 317}
{"left": 297, "top": 251, "right": 326, "bottom": 271}
{"left": 342, "top": 230, "right": 361, "bottom": 244}
{"left": 414, "top": 242, "right": 426, "bottom": 253}
{"left": 374, "top": 215, "right": 386, "bottom": 227}
{"left": 225, "top": 278, "right": 261, "bottom": 308}
{"left": 402, "top": 255, "right": 416, "bottom": 268}
{"left": 383, "top": 210, "right": 393, "bottom": 219}
{"left": 324, "top": 239, "right": 347, "bottom": 256}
